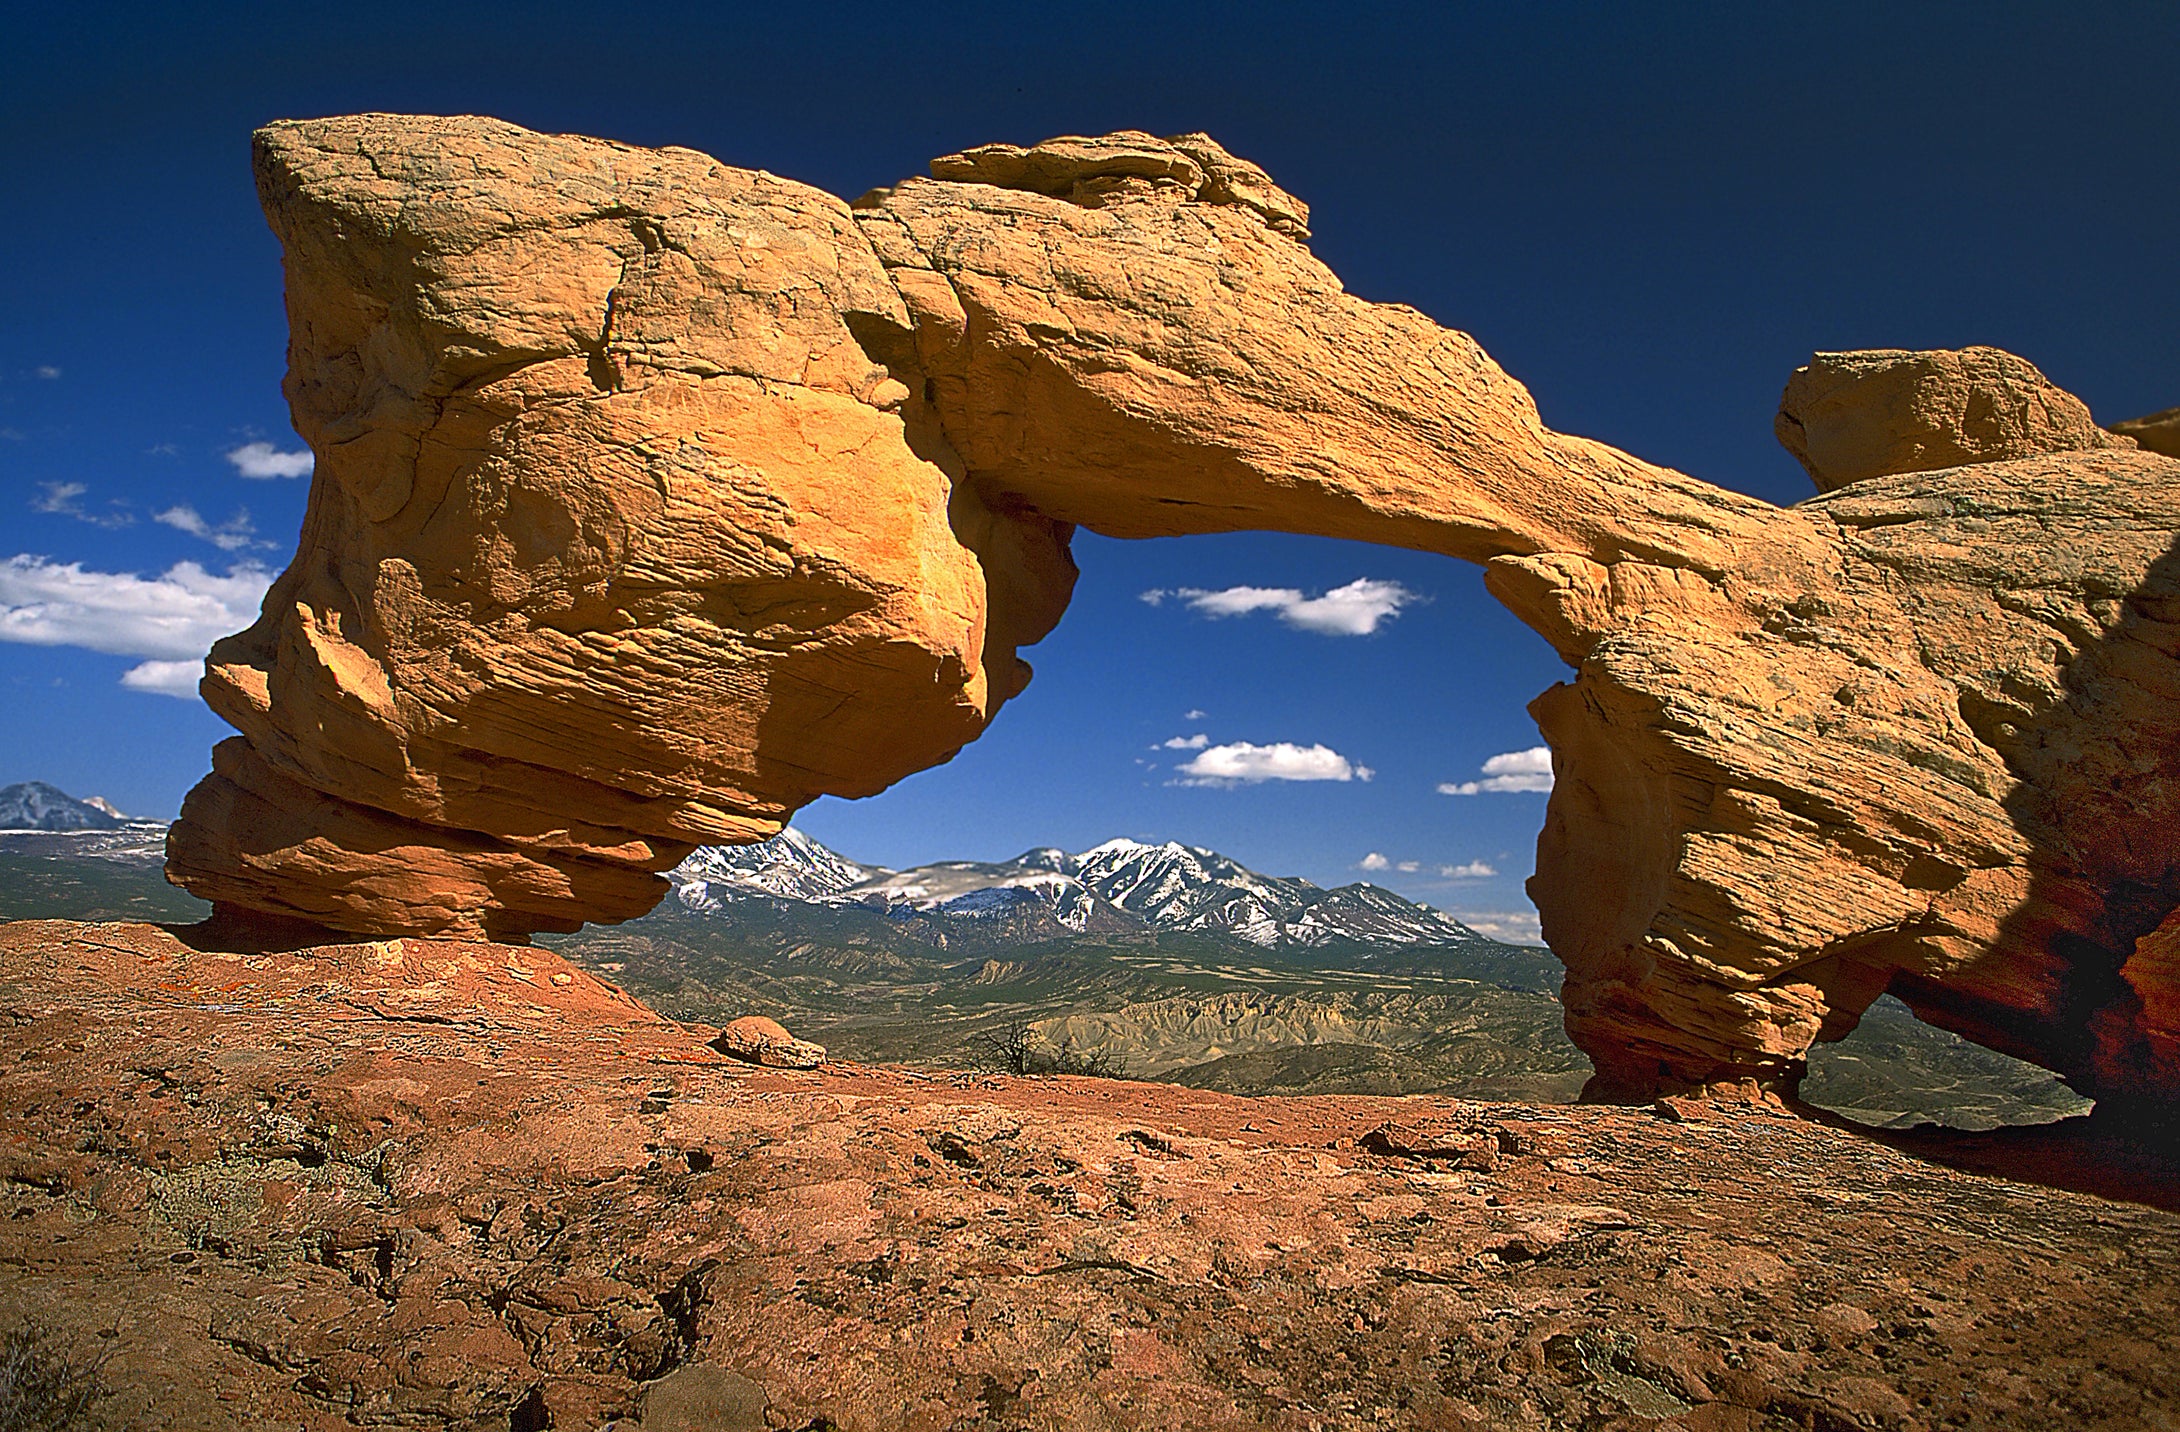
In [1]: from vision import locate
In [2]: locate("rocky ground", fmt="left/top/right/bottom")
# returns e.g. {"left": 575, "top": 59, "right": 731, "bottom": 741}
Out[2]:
{"left": 2, "top": 918, "right": 2176, "bottom": 1431}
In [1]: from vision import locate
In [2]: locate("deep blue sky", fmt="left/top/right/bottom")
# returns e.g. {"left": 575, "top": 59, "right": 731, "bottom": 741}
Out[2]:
{"left": 2, "top": 2, "right": 2173, "bottom": 938}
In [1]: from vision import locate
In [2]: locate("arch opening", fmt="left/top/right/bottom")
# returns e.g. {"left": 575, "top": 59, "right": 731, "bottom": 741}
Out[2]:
{"left": 1800, "top": 995, "right": 2095, "bottom": 1132}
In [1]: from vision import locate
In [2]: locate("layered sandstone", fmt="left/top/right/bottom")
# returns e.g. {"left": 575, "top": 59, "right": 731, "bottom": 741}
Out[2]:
{"left": 166, "top": 116, "right": 2180, "bottom": 1110}
{"left": 166, "top": 116, "right": 1077, "bottom": 940}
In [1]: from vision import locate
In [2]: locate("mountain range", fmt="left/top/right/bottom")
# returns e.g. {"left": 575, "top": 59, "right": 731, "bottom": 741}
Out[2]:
{"left": 670, "top": 830, "right": 1501, "bottom": 951}
{"left": 0, "top": 781, "right": 132, "bottom": 832}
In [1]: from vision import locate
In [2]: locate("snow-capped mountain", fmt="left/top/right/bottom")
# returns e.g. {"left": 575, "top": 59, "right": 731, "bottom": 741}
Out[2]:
{"left": 666, "top": 830, "right": 1500, "bottom": 949}
{"left": 672, "top": 826, "right": 876, "bottom": 907}
{"left": 842, "top": 851, "right": 1111, "bottom": 932}
{"left": 1070, "top": 838, "right": 1487, "bottom": 946}
{"left": 0, "top": 782, "right": 128, "bottom": 832}
{"left": 1073, "top": 838, "right": 1321, "bottom": 944}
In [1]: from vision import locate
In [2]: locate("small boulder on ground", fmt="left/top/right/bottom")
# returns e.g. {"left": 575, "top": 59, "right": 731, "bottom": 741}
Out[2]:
{"left": 712, "top": 1015, "right": 826, "bottom": 1069}
{"left": 633, "top": 1364, "right": 768, "bottom": 1431}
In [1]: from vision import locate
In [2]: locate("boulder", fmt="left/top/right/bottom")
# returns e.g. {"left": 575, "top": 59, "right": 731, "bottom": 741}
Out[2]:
{"left": 712, "top": 1015, "right": 826, "bottom": 1069}
{"left": 1775, "top": 346, "right": 2128, "bottom": 490}
{"left": 165, "top": 116, "right": 2180, "bottom": 1110}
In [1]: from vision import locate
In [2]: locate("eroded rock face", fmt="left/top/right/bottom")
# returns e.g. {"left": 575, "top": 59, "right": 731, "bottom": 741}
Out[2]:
{"left": 1528, "top": 449, "right": 2180, "bottom": 1111}
{"left": 167, "top": 116, "right": 2180, "bottom": 1109}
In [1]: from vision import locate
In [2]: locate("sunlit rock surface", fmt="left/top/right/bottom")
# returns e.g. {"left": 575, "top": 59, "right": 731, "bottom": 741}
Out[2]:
{"left": 166, "top": 116, "right": 2180, "bottom": 1107}
{"left": 2110, "top": 405, "right": 2180, "bottom": 458}
{"left": 1773, "top": 345, "right": 2129, "bottom": 491}
{"left": 3, "top": 920, "right": 2174, "bottom": 1429}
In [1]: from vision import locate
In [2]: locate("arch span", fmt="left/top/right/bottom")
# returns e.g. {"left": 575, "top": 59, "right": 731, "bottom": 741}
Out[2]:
{"left": 166, "top": 117, "right": 2180, "bottom": 1108}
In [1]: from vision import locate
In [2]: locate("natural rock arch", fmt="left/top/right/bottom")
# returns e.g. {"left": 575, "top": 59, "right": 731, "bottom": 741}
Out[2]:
{"left": 165, "top": 115, "right": 2180, "bottom": 1110}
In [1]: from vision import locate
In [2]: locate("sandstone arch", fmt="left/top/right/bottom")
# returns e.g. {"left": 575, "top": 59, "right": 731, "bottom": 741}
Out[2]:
{"left": 165, "top": 116, "right": 2180, "bottom": 1110}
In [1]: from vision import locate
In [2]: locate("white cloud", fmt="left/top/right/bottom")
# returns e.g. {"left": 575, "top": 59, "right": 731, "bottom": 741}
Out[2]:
{"left": 1174, "top": 741, "right": 1370, "bottom": 786}
{"left": 0, "top": 557, "right": 272, "bottom": 698}
{"left": 1140, "top": 578, "right": 1421, "bottom": 636}
{"left": 1160, "top": 733, "right": 1209, "bottom": 750}
{"left": 1366, "top": 853, "right": 1461, "bottom": 876}
{"left": 1438, "top": 745, "right": 1554, "bottom": 795}
{"left": 227, "top": 441, "right": 314, "bottom": 479}
{"left": 1452, "top": 908, "right": 1546, "bottom": 946}
{"left": 34, "top": 365, "right": 60, "bottom": 380}
{"left": 119, "top": 659, "right": 204, "bottom": 699}
{"left": 1184, "top": 708, "right": 1208, "bottom": 721}
{"left": 155, "top": 504, "right": 263, "bottom": 552}
{"left": 1440, "top": 860, "right": 1498, "bottom": 879}
{"left": 31, "top": 482, "right": 133, "bottom": 529}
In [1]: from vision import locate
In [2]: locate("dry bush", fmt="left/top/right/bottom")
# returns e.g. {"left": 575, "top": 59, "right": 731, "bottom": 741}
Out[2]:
{"left": 972, "top": 1021, "right": 1123, "bottom": 1079}
{"left": 0, "top": 1324, "right": 108, "bottom": 1432}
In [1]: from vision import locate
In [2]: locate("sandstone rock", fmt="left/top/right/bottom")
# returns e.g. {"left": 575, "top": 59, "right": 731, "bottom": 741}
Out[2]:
{"left": 925, "top": 129, "right": 1311, "bottom": 235}
{"left": 1775, "top": 345, "right": 2128, "bottom": 490}
{"left": 167, "top": 111, "right": 1754, "bottom": 934}
{"left": 164, "top": 115, "right": 2180, "bottom": 1111}
{"left": 5, "top": 920, "right": 2178, "bottom": 1430}
{"left": 2115, "top": 908, "right": 2180, "bottom": 1107}
{"left": 711, "top": 1014, "right": 825, "bottom": 1069}
{"left": 2110, "top": 405, "right": 2180, "bottom": 458}
{"left": 1527, "top": 449, "right": 2180, "bottom": 1107}
{"left": 861, "top": 138, "right": 1755, "bottom": 570}
{"left": 164, "top": 113, "right": 1074, "bottom": 940}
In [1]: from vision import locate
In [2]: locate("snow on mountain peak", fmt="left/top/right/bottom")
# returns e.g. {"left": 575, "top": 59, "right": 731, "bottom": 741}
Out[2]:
{"left": 671, "top": 827, "right": 879, "bottom": 908}
{"left": 667, "top": 828, "right": 1501, "bottom": 948}
{"left": 0, "top": 781, "right": 129, "bottom": 833}
{"left": 1077, "top": 837, "right": 1153, "bottom": 860}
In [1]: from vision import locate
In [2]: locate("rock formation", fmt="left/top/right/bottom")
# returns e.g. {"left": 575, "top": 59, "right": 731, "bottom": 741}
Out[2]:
{"left": 165, "top": 116, "right": 1080, "bottom": 941}
{"left": 2111, "top": 405, "right": 2180, "bottom": 458}
{"left": 166, "top": 115, "right": 2180, "bottom": 1111}
{"left": 1774, "top": 346, "right": 2130, "bottom": 491}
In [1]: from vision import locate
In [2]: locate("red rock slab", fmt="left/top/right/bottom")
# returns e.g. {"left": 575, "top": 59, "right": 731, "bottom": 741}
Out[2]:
{"left": 2, "top": 919, "right": 2176, "bottom": 1430}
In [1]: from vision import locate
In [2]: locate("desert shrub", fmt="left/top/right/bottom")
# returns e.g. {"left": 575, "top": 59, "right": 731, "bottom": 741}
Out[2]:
{"left": 973, "top": 1021, "right": 1040, "bottom": 1075}
{"left": 0, "top": 1324, "right": 108, "bottom": 1432}
{"left": 971, "top": 1022, "right": 1123, "bottom": 1079}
